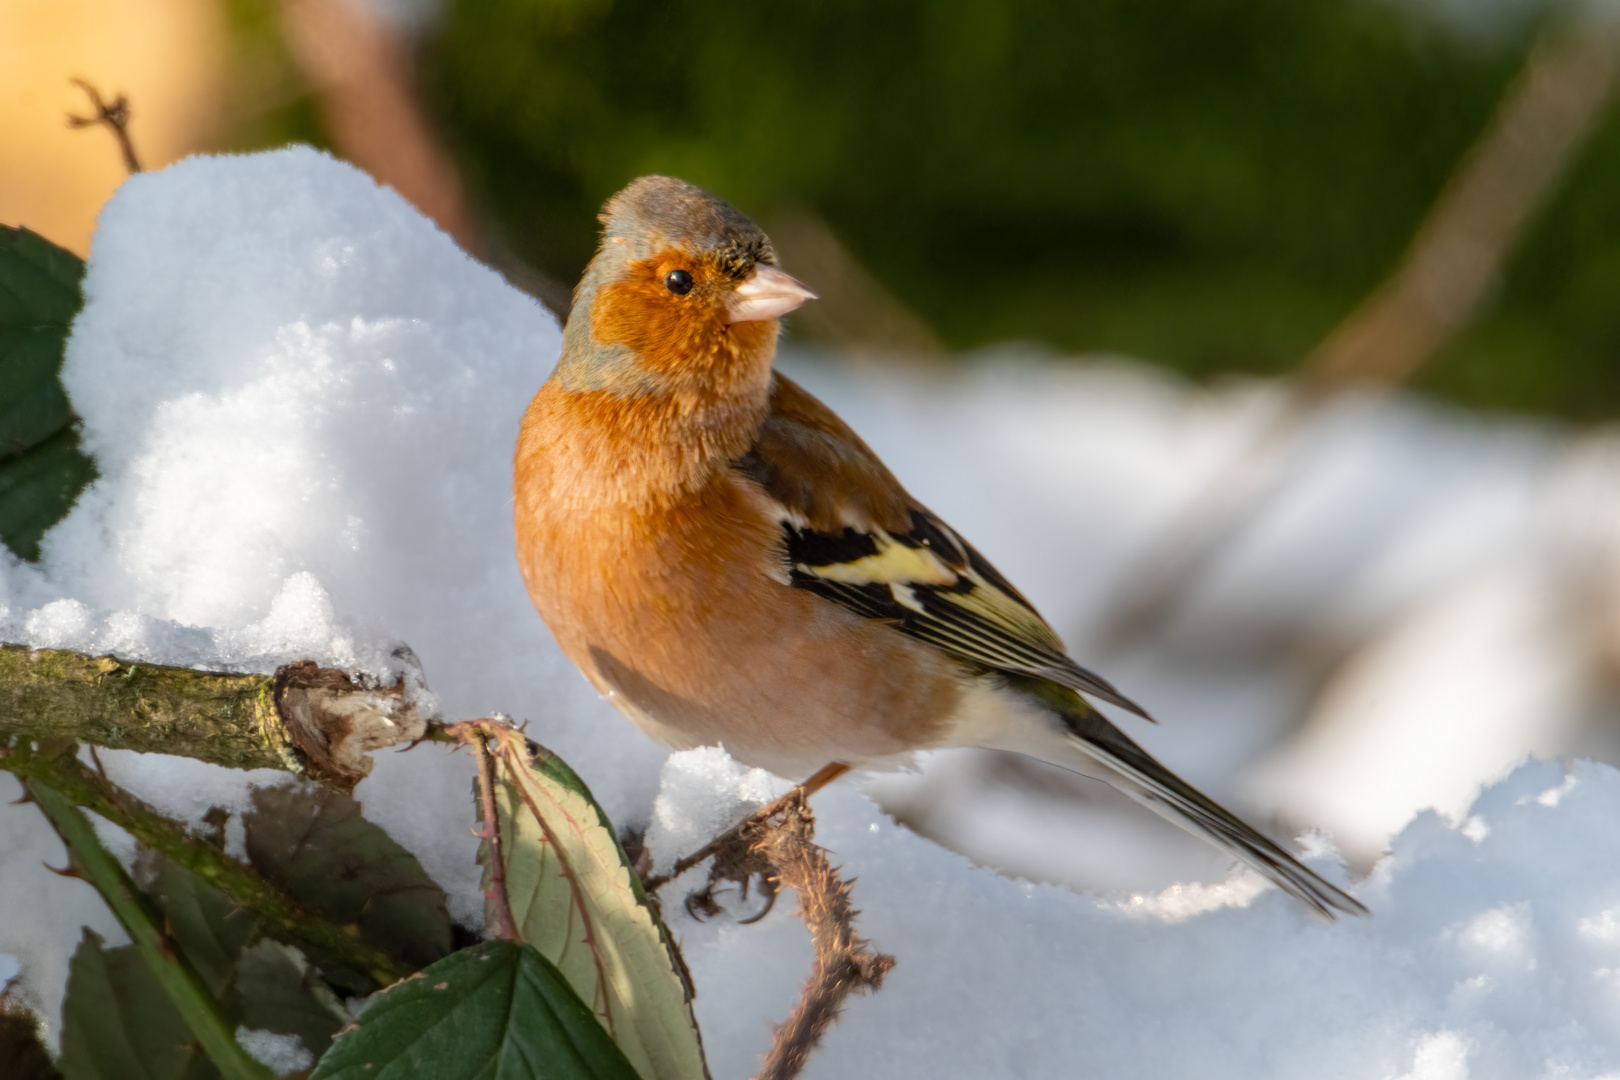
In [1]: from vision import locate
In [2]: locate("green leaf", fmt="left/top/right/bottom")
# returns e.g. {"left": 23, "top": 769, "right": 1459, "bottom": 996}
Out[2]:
{"left": 58, "top": 854, "right": 345, "bottom": 1079}
{"left": 230, "top": 941, "right": 345, "bottom": 1063}
{"left": 243, "top": 786, "right": 453, "bottom": 987}
{"left": 140, "top": 853, "right": 262, "bottom": 997}
{"left": 0, "top": 328, "right": 74, "bottom": 455}
{"left": 478, "top": 729, "right": 708, "bottom": 1080}
{"left": 0, "top": 226, "right": 84, "bottom": 327}
{"left": 58, "top": 928, "right": 218, "bottom": 1080}
{"left": 311, "top": 941, "right": 642, "bottom": 1080}
{"left": 29, "top": 783, "right": 274, "bottom": 1080}
{"left": 0, "top": 225, "right": 95, "bottom": 562}
{"left": 0, "top": 425, "right": 99, "bottom": 561}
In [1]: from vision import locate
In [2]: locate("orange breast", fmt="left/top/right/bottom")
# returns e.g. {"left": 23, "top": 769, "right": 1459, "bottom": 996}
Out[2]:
{"left": 514, "top": 383, "right": 962, "bottom": 778}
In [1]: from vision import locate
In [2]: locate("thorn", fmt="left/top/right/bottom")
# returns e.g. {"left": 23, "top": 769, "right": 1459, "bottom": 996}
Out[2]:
{"left": 43, "top": 861, "right": 84, "bottom": 880}
{"left": 400, "top": 730, "right": 437, "bottom": 753}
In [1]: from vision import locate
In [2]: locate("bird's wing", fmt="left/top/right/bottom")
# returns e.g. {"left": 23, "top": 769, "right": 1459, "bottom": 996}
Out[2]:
{"left": 733, "top": 373, "right": 1151, "bottom": 720}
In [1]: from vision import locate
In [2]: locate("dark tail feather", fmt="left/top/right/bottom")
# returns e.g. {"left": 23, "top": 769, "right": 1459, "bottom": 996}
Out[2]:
{"left": 1052, "top": 704, "right": 1367, "bottom": 919}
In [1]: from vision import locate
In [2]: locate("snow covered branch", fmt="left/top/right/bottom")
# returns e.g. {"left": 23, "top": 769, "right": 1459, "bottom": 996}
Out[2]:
{"left": 0, "top": 646, "right": 428, "bottom": 789}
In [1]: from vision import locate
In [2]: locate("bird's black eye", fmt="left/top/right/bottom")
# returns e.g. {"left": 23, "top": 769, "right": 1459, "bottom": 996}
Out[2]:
{"left": 664, "top": 269, "right": 694, "bottom": 296}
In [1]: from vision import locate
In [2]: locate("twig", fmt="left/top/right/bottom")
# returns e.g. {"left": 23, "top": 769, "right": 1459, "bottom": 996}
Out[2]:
{"left": 750, "top": 792, "right": 894, "bottom": 1080}
{"left": 646, "top": 767, "right": 887, "bottom": 1080}
{"left": 272, "top": 0, "right": 572, "bottom": 319}
{"left": 26, "top": 771, "right": 274, "bottom": 1079}
{"left": 1302, "top": 15, "right": 1620, "bottom": 393}
{"left": 1099, "top": 11, "right": 1620, "bottom": 647}
{"left": 0, "top": 738, "right": 413, "bottom": 989}
{"left": 644, "top": 762, "right": 849, "bottom": 894}
{"left": 470, "top": 728, "right": 520, "bottom": 942}
{"left": 765, "top": 207, "right": 945, "bottom": 358}
{"left": 66, "top": 78, "right": 142, "bottom": 175}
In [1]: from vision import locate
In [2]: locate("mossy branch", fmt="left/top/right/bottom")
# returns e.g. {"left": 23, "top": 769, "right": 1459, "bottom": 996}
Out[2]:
{"left": 0, "top": 643, "right": 434, "bottom": 989}
{"left": 0, "top": 644, "right": 427, "bottom": 789}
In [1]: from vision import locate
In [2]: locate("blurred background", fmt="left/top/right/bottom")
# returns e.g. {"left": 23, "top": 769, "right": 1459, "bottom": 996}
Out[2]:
{"left": 7, "top": 0, "right": 1620, "bottom": 896}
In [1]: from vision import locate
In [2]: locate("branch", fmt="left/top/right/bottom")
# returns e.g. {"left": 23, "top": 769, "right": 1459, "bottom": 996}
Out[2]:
{"left": 272, "top": 0, "right": 573, "bottom": 319}
{"left": 66, "top": 78, "right": 142, "bottom": 175}
{"left": 1303, "top": 15, "right": 1620, "bottom": 392}
{"left": 1, "top": 739, "right": 414, "bottom": 989}
{"left": 751, "top": 794, "right": 893, "bottom": 1080}
{"left": 654, "top": 774, "right": 890, "bottom": 1080}
{"left": 1098, "top": 11, "right": 1620, "bottom": 647}
{"left": 0, "top": 645, "right": 427, "bottom": 789}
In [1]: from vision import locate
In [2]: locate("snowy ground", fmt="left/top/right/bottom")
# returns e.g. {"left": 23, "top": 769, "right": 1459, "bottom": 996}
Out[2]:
{"left": 5, "top": 147, "right": 1620, "bottom": 1077}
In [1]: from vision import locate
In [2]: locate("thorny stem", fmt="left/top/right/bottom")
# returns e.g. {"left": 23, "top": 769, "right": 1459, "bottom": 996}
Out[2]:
{"left": 750, "top": 792, "right": 894, "bottom": 1080}
{"left": 643, "top": 762, "right": 850, "bottom": 894}
{"left": 67, "top": 78, "right": 142, "bottom": 174}
{"left": 0, "top": 738, "right": 412, "bottom": 988}
{"left": 456, "top": 720, "right": 618, "bottom": 1032}
{"left": 471, "top": 729, "right": 520, "bottom": 942}
{"left": 641, "top": 768, "right": 890, "bottom": 1080}
{"left": 26, "top": 772, "right": 274, "bottom": 1080}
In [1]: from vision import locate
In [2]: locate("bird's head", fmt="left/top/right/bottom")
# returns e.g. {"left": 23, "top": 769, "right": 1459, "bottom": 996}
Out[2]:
{"left": 556, "top": 176, "right": 816, "bottom": 395}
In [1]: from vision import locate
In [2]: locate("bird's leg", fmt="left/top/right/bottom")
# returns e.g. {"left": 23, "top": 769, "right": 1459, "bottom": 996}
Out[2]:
{"left": 645, "top": 762, "right": 851, "bottom": 915}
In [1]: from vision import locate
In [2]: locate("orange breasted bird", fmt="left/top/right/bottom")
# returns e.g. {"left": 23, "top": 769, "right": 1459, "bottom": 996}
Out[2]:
{"left": 514, "top": 176, "right": 1365, "bottom": 918}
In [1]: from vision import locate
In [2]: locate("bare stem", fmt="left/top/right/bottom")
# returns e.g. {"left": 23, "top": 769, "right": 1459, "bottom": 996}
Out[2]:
{"left": 0, "top": 645, "right": 427, "bottom": 790}
{"left": 470, "top": 729, "right": 520, "bottom": 942}
{"left": 644, "top": 762, "right": 850, "bottom": 894}
{"left": 67, "top": 78, "right": 142, "bottom": 174}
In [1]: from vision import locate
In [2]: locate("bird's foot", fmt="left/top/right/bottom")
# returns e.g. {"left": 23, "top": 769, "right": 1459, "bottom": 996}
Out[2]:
{"left": 651, "top": 780, "right": 829, "bottom": 923}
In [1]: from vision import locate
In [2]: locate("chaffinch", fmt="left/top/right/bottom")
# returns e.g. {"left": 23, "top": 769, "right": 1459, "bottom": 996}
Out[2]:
{"left": 514, "top": 175, "right": 1365, "bottom": 918}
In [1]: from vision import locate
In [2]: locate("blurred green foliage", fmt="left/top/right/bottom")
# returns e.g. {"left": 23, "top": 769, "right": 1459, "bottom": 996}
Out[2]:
{"left": 412, "top": 0, "right": 1620, "bottom": 418}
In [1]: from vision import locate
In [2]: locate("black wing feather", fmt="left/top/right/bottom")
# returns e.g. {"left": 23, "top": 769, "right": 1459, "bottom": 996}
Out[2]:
{"left": 781, "top": 507, "right": 1153, "bottom": 720}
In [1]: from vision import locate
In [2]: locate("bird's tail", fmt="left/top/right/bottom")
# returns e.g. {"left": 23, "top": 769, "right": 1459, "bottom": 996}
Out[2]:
{"left": 1004, "top": 678, "right": 1367, "bottom": 919}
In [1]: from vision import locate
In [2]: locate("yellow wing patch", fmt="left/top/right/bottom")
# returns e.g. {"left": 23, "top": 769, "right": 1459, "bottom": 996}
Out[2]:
{"left": 796, "top": 529, "right": 960, "bottom": 587}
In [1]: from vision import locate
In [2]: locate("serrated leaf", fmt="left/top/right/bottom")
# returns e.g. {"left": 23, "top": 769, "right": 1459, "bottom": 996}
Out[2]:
{"left": 0, "top": 225, "right": 94, "bottom": 562}
{"left": 57, "top": 928, "right": 218, "bottom": 1080}
{"left": 0, "top": 226, "right": 85, "bottom": 327}
{"left": 243, "top": 786, "right": 453, "bottom": 986}
{"left": 478, "top": 729, "right": 707, "bottom": 1080}
{"left": 0, "top": 328, "right": 74, "bottom": 455}
{"left": 58, "top": 853, "right": 345, "bottom": 1080}
{"left": 0, "top": 425, "right": 98, "bottom": 561}
{"left": 230, "top": 941, "right": 345, "bottom": 1063}
{"left": 310, "top": 941, "right": 641, "bottom": 1080}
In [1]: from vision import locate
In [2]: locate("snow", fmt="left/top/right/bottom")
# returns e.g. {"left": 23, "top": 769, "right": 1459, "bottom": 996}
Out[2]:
{"left": 235, "top": 1027, "right": 314, "bottom": 1076}
{"left": 676, "top": 753, "right": 1620, "bottom": 1080}
{"left": 3, "top": 146, "right": 1620, "bottom": 1075}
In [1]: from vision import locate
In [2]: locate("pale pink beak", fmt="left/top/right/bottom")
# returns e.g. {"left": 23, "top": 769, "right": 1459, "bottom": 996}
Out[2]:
{"left": 724, "top": 264, "right": 818, "bottom": 323}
